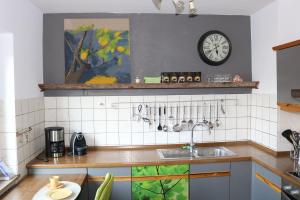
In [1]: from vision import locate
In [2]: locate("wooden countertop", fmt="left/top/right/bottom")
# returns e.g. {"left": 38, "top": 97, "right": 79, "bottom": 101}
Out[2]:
{"left": 1, "top": 174, "right": 87, "bottom": 200}
{"left": 26, "top": 143, "right": 300, "bottom": 188}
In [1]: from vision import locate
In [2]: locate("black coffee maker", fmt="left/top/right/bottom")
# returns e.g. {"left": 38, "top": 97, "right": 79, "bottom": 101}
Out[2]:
{"left": 69, "top": 132, "right": 87, "bottom": 156}
{"left": 45, "top": 127, "right": 65, "bottom": 158}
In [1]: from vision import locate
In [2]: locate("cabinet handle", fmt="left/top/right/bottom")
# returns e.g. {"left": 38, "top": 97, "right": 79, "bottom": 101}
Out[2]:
{"left": 255, "top": 173, "right": 281, "bottom": 193}
{"left": 190, "top": 171, "right": 230, "bottom": 179}
{"left": 89, "top": 176, "right": 131, "bottom": 182}
{"left": 89, "top": 174, "right": 189, "bottom": 182}
{"left": 88, "top": 171, "right": 230, "bottom": 182}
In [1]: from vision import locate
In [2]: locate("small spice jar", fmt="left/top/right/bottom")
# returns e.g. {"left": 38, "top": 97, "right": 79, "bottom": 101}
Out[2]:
{"left": 170, "top": 72, "right": 178, "bottom": 83}
{"left": 186, "top": 72, "right": 194, "bottom": 82}
{"left": 161, "top": 72, "right": 170, "bottom": 83}
{"left": 135, "top": 76, "right": 142, "bottom": 83}
{"left": 194, "top": 72, "right": 201, "bottom": 82}
{"left": 178, "top": 72, "right": 186, "bottom": 83}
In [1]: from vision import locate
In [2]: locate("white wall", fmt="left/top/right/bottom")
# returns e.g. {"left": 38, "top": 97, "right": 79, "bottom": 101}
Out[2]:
{"left": 251, "top": 0, "right": 300, "bottom": 151}
{"left": 278, "top": 0, "right": 300, "bottom": 44}
{"left": 276, "top": 0, "right": 300, "bottom": 151}
{"left": 0, "top": 34, "right": 18, "bottom": 173}
{"left": 251, "top": 1, "right": 278, "bottom": 94}
{"left": 0, "top": 0, "right": 43, "bottom": 99}
{"left": 0, "top": 0, "right": 44, "bottom": 175}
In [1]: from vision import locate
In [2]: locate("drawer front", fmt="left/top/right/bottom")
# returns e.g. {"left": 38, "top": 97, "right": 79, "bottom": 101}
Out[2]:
{"left": 190, "top": 162, "right": 230, "bottom": 173}
{"left": 88, "top": 167, "right": 131, "bottom": 176}
{"left": 253, "top": 163, "right": 281, "bottom": 186}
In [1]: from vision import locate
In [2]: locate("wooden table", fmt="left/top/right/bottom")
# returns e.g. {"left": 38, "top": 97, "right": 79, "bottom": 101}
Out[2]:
{"left": 0, "top": 174, "right": 87, "bottom": 200}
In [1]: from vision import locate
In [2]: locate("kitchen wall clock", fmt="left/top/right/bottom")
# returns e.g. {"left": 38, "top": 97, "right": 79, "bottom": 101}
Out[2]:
{"left": 197, "top": 30, "right": 232, "bottom": 66}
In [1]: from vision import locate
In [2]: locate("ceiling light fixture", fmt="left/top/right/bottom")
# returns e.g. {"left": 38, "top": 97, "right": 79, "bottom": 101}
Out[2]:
{"left": 153, "top": 0, "right": 197, "bottom": 16}
{"left": 189, "top": 0, "right": 197, "bottom": 17}
{"left": 152, "top": 0, "right": 162, "bottom": 10}
{"left": 172, "top": 0, "right": 185, "bottom": 14}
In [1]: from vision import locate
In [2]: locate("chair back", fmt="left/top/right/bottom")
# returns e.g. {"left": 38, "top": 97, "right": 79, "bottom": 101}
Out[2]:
{"left": 94, "top": 173, "right": 114, "bottom": 200}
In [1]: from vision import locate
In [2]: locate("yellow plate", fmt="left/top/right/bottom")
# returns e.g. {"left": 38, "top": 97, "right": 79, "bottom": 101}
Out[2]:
{"left": 47, "top": 188, "right": 72, "bottom": 200}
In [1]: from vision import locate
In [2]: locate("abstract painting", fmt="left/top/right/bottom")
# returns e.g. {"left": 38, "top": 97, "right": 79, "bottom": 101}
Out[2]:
{"left": 64, "top": 18, "right": 131, "bottom": 84}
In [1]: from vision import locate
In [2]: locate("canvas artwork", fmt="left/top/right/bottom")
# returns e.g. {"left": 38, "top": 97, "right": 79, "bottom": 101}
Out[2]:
{"left": 132, "top": 165, "right": 189, "bottom": 200}
{"left": 64, "top": 18, "right": 131, "bottom": 84}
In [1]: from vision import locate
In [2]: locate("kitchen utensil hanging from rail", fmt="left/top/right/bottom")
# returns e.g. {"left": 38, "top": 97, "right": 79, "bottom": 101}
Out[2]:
{"left": 126, "top": 98, "right": 236, "bottom": 133}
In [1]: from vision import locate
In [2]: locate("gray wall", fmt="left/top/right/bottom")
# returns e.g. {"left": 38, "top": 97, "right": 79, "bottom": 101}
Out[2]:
{"left": 43, "top": 13, "right": 252, "bottom": 96}
{"left": 277, "top": 45, "right": 300, "bottom": 104}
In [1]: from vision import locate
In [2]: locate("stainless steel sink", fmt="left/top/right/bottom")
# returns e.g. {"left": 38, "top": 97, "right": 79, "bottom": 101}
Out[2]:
{"left": 157, "top": 147, "right": 236, "bottom": 159}
{"left": 157, "top": 148, "right": 195, "bottom": 159}
{"left": 194, "top": 147, "right": 236, "bottom": 157}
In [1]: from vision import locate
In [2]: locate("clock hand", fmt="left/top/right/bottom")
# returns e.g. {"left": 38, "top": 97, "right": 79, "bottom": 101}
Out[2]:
{"left": 207, "top": 49, "right": 214, "bottom": 54}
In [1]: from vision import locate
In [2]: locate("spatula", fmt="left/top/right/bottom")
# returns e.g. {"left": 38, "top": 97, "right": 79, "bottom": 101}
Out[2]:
{"left": 282, "top": 129, "right": 293, "bottom": 144}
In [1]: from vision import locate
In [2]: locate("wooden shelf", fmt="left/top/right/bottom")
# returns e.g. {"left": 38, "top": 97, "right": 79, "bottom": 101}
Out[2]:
{"left": 38, "top": 81, "right": 259, "bottom": 91}
{"left": 278, "top": 101, "right": 300, "bottom": 112}
{"left": 273, "top": 39, "right": 300, "bottom": 51}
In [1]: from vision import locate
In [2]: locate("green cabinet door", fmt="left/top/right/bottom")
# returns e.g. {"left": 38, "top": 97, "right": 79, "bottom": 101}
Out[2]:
{"left": 132, "top": 165, "right": 189, "bottom": 200}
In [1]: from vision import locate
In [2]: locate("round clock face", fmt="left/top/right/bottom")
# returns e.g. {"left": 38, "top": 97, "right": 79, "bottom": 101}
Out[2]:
{"left": 198, "top": 30, "right": 232, "bottom": 66}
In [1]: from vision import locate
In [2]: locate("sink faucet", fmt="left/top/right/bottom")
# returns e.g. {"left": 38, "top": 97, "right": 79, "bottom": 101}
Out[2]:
{"left": 189, "top": 122, "right": 211, "bottom": 154}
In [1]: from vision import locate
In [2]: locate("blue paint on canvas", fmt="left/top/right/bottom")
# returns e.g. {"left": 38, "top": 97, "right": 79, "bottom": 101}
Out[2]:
{"left": 64, "top": 23, "right": 131, "bottom": 84}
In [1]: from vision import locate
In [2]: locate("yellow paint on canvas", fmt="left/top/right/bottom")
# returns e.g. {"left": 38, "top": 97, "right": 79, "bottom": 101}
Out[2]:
{"left": 114, "top": 31, "right": 121, "bottom": 37}
{"left": 116, "top": 46, "right": 125, "bottom": 53}
{"left": 80, "top": 49, "right": 89, "bottom": 61}
{"left": 99, "top": 38, "right": 109, "bottom": 47}
{"left": 85, "top": 75, "right": 118, "bottom": 84}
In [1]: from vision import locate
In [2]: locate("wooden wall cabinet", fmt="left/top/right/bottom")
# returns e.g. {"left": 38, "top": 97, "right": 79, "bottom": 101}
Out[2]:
{"left": 275, "top": 40, "right": 300, "bottom": 112}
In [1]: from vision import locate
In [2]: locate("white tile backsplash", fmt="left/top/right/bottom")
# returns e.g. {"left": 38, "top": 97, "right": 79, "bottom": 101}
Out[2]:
{"left": 95, "top": 134, "right": 107, "bottom": 146}
{"left": 44, "top": 95, "right": 250, "bottom": 146}
{"left": 250, "top": 94, "right": 280, "bottom": 151}
{"left": 69, "top": 121, "right": 81, "bottom": 133}
{"left": 57, "top": 109, "right": 69, "bottom": 121}
{"left": 12, "top": 97, "right": 45, "bottom": 177}
{"left": 94, "top": 109, "right": 106, "bottom": 121}
{"left": 57, "top": 97, "right": 69, "bottom": 108}
{"left": 94, "top": 121, "right": 107, "bottom": 133}
{"left": 45, "top": 97, "right": 56, "bottom": 109}
{"left": 42, "top": 94, "right": 286, "bottom": 151}
{"left": 82, "top": 109, "right": 94, "bottom": 121}
{"left": 69, "top": 109, "right": 81, "bottom": 121}
{"left": 107, "top": 132, "right": 120, "bottom": 145}
{"left": 82, "top": 121, "right": 94, "bottom": 134}
{"left": 68, "top": 97, "right": 81, "bottom": 108}
{"left": 81, "top": 97, "right": 94, "bottom": 109}
{"left": 45, "top": 109, "right": 56, "bottom": 122}
{"left": 119, "top": 133, "right": 132, "bottom": 145}
{"left": 57, "top": 121, "right": 70, "bottom": 134}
